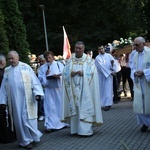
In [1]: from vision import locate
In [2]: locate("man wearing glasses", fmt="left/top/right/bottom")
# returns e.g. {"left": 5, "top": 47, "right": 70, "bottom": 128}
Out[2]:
{"left": 131, "top": 36, "right": 150, "bottom": 132}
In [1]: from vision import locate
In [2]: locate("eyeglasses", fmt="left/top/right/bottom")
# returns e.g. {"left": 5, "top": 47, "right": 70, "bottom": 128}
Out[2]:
{"left": 133, "top": 43, "right": 141, "bottom": 47}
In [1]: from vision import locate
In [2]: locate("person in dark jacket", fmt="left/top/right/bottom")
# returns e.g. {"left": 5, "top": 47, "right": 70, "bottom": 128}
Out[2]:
{"left": 0, "top": 54, "right": 16, "bottom": 143}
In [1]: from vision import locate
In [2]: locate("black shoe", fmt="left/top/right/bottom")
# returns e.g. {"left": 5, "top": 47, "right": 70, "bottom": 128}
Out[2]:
{"left": 104, "top": 106, "right": 109, "bottom": 111}
{"left": 79, "top": 134, "right": 93, "bottom": 137}
{"left": 114, "top": 101, "right": 118, "bottom": 104}
{"left": 51, "top": 129, "right": 60, "bottom": 132}
{"left": 141, "top": 124, "right": 148, "bottom": 132}
{"left": 25, "top": 142, "right": 33, "bottom": 149}
{"left": 45, "top": 129, "right": 51, "bottom": 133}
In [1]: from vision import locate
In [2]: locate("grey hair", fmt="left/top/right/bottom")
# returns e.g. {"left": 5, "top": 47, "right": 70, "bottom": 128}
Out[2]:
{"left": 0, "top": 54, "right": 6, "bottom": 61}
{"left": 8, "top": 50, "right": 19, "bottom": 57}
{"left": 38, "top": 54, "right": 44, "bottom": 59}
{"left": 75, "top": 41, "right": 85, "bottom": 49}
{"left": 134, "top": 37, "right": 146, "bottom": 43}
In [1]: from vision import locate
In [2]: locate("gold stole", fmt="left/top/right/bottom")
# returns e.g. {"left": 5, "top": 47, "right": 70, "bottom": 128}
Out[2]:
{"left": 21, "top": 68, "right": 36, "bottom": 119}
{"left": 4, "top": 63, "right": 37, "bottom": 131}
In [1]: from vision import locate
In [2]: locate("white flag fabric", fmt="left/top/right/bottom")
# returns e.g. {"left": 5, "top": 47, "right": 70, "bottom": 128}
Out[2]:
{"left": 63, "top": 26, "right": 71, "bottom": 59}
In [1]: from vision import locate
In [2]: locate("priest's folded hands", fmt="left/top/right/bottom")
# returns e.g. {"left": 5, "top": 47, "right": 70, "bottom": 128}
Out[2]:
{"left": 71, "top": 71, "right": 83, "bottom": 77}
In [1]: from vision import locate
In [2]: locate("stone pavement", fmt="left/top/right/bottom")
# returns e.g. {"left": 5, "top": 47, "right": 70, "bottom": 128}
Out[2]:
{"left": 0, "top": 97, "right": 150, "bottom": 150}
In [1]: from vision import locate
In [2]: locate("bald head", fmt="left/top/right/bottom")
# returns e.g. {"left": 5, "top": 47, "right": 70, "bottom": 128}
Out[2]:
{"left": 8, "top": 51, "right": 19, "bottom": 57}
{"left": 133, "top": 36, "right": 145, "bottom": 53}
{"left": 134, "top": 37, "right": 145, "bottom": 43}
{"left": 8, "top": 50, "right": 19, "bottom": 66}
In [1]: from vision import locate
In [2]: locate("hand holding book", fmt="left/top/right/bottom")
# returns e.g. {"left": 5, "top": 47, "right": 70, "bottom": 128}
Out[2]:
{"left": 46, "top": 74, "right": 61, "bottom": 80}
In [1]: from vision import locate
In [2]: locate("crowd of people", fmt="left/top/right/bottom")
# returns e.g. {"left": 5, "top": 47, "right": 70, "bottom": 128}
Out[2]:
{"left": 0, "top": 36, "right": 150, "bottom": 149}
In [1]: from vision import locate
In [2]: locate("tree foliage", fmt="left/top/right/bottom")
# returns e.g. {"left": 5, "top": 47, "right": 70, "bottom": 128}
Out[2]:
{"left": 1, "top": 0, "right": 150, "bottom": 57}
{"left": 0, "top": 10, "right": 9, "bottom": 55}
{"left": 0, "top": 0, "right": 30, "bottom": 63}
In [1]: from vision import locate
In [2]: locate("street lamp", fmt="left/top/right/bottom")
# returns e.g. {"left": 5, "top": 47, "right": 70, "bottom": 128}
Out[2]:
{"left": 39, "top": 5, "right": 49, "bottom": 51}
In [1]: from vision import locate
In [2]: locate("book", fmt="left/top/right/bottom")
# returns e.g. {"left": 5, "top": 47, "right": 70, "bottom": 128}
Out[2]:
{"left": 46, "top": 74, "right": 61, "bottom": 80}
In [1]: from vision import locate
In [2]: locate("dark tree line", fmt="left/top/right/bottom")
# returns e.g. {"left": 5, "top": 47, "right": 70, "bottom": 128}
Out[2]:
{"left": 0, "top": 0, "right": 150, "bottom": 61}
{"left": 0, "top": 0, "right": 30, "bottom": 62}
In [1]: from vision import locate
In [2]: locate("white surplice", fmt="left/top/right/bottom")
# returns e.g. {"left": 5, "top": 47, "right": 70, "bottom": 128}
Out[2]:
{"left": 95, "top": 53, "right": 114, "bottom": 107}
{"left": 38, "top": 61, "right": 67, "bottom": 129}
{"left": 129, "top": 50, "right": 137, "bottom": 69}
{"left": 131, "top": 46, "right": 150, "bottom": 126}
{"left": 62, "top": 53, "right": 103, "bottom": 136}
{"left": 0, "top": 62, "right": 44, "bottom": 147}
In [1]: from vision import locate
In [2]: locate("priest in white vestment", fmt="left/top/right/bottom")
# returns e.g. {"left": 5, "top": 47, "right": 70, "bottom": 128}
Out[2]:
{"left": 62, "top": 41, "right": 103, "bottom": 136}
{"left": 0, "top": 51, "right": 44, "bottom": 149}
{"left": 38, "top": 51, "right": 67, "bottom": 133}
{"left": 131, "top": 37, "right": 150, "bottom": 132}
{"left": 95, "top": 45, "right": 115, "bottom": 111}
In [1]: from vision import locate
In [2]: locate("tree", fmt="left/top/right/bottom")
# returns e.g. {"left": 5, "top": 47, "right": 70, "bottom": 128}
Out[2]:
{"left": 1, "top": 0, "right": 30, "bottom": 63}
{"left": 17, "top": 0, "right": 150, "bottom": 56}
{"left": 0, "top": 9, "right": 9, "bottom": 55}
{"left": 141, "top": 0, "right": 150, "bottom": 40}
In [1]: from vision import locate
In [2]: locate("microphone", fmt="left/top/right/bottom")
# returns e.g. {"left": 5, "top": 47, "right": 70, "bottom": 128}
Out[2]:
{"left": 47, "top": 63, "right": 50, "bottom": 70}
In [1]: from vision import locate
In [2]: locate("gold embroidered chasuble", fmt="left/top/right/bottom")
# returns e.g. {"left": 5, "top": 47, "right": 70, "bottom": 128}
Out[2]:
{"left": 62, "top": 53, "right": 103, "bottom": 124}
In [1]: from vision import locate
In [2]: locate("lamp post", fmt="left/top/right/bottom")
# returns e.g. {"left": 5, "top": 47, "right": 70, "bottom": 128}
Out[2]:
{"left": 39, "top": 5, "right": 49, "bottom": 51}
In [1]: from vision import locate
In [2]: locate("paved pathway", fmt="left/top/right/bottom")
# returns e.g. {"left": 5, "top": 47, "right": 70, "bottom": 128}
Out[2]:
{"left": 0, "top": 98, "right": 150, "bottom": 150}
